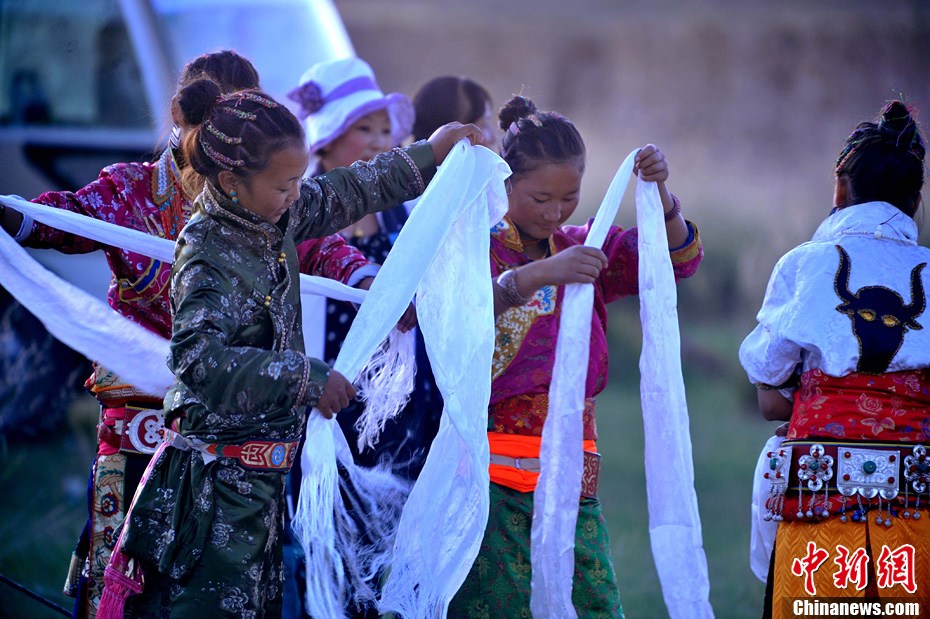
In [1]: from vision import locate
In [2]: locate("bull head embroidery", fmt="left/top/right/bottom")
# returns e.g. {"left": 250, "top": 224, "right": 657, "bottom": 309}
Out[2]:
{"left": 834, "top": 245, "right": 926, "bottom": 374}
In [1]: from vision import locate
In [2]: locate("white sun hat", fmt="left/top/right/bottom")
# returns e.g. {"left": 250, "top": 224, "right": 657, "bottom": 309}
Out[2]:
{"left": 287, "top": 57, "right": 414, "bottom": 153}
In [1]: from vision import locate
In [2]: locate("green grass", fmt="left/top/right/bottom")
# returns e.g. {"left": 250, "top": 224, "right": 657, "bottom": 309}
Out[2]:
{"left": 0, "top": 399, "right": 96, "bottom": 618}
{"left": 598, "top": 298, "right": 773, "bottom": 617}
{"left": 0, "top": 304, "right": 775, "bottom": 618}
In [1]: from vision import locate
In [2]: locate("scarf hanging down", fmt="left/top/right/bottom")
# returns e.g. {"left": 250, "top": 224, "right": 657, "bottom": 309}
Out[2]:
{"left": 292, "top": 142, "right": 510, "bottom": 619}
{"left": 635, "top": 170, "right": 713, "bottom": 617}
{"left": 530, "top": 150, "right": 713, "bottom": 619}
{"left": 0, "top": 195, "right": 369, "bottom": 395}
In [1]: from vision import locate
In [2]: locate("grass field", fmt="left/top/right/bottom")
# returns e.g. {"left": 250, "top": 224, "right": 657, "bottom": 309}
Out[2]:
{"left": 0, "top": 302, "right": 775, "bottom": 618}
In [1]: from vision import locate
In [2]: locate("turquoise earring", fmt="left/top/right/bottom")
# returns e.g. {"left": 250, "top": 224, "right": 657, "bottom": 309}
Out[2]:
{"left": 230, "top": 189, "right": 238, "bottom": 205}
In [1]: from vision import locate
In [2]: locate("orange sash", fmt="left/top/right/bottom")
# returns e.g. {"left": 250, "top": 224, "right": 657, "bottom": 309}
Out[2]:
{"left": 488, "top": 431, "right": 597, "bottom": 493}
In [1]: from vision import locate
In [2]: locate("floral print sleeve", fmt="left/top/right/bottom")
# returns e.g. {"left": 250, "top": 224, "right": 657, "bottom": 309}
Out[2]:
{"left": 562, "top": 219, "right": 704, "bottom": 304}
{"left": 24, "top": 163, "right": 143, "bottom": 253}
{"left": 170, "top": 258, "right": 326, "bottom": 422}
{"left": 296, "top": 234, "right": 372, "bottom": 283}
{"left": 290, "top": 142, "right": 435, "bottom": 242}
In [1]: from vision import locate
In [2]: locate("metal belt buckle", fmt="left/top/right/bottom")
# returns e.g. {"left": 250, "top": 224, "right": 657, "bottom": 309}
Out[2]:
{"left": 836, "top": 446, "right": 899, "bottom": 500}
{"left": 121, "top": 407, "right": 166, "bottom": 455}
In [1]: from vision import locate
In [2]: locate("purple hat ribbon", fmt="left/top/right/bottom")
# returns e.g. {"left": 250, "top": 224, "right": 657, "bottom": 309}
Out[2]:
{"left": 287, "top": 75, "right": 381, "bottom": 121}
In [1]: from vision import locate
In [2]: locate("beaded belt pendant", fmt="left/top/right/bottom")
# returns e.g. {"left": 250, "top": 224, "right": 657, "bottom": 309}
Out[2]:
{"left": 902, "top": 445, "right": 930, "bottom": 521}
{"left": 796, "top": 444, "right": 834, "bottom": 520}
{"left": 763, "top": 445, "right": 792, "bottom": 521}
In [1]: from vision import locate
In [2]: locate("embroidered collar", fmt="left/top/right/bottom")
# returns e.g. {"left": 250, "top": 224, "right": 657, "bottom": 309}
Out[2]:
{"left": 490, "top": 215, "right": 558, "bottom": 257}
{"left": 812, "top": 201, "right": 918, "bottom": 246}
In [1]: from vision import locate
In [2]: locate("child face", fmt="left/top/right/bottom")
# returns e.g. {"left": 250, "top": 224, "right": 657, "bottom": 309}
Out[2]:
{"left": 507, "top": 160, "right": 584, "bottom": 247}
{"left": 320, "top": 108, "right": 393, "bottom": 170}
{"left": 236, "top": 143, "right": 310, "bottom": 224}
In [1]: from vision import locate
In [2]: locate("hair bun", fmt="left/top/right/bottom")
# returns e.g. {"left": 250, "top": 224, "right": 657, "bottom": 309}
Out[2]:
{"left": 498, "top": 95, "right": 538, "bottom": 131}
{"left": 878, "top": 100, "right": 923, "bottom": 156}
{"left": 177, "top": 78, "right": 223, "bottom": 126}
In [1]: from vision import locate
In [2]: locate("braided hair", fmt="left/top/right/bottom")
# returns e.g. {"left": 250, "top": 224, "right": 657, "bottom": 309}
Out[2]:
{"left": 177, "top": 81, "right": 304, "bottom": 194}
{"left": 835, "top": 100, "right": 925, "bottom": 216}
{"left": 498, "top": 95, "right": 585, "bottom": 177}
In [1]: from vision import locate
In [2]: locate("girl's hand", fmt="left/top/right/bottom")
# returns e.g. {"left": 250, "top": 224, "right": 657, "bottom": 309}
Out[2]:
{"left": 316, "top": 370, "right": 356, "bottom": 418}
{"left": 534, "top": 245, "right": 608, "bottom": 287}
{"left": 396, "top": 303, "right": 417, "bottom": 332}
{"left": 633, "top": 144, "right": 669, "bottom": 183}
{"left": 427, "top": 122, "right": 484, "bottom": 165}
{"left": 356, "top": 277, "right": 417, "bottom": 332}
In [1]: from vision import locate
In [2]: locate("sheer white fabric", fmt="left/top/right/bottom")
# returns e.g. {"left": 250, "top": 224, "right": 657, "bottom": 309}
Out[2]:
{"left": 0, "top": 191, "right": 366, "bottom": 376}
{"left": 0, "top": 220, "right": 172, "bottom": 396}
{"left": 636, "top": 178, "right": 714, "bottom": 618}
{"left": 293, "top": 143, "right": 510, "bottom": 618}
{"left": 380, "top": 146, "right": 509, "bottom": 617}
{"left": 529, "top": 149, "right": 637, "bottom": 618}
{"left": 529, "top": 150, "right": 712, "bottom": 618}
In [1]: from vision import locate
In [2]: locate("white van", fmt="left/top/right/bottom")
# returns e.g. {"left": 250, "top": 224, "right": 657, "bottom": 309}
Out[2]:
{"left": 0, "top": 0, "right": 354, "bottom": 441}
{"left": 0, "top": 0, "right": 354, "bottom": 293}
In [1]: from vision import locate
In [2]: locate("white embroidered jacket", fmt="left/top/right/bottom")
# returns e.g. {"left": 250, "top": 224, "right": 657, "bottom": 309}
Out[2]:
{"left": 741, "top": 201, "right": 930, "bottom": 387}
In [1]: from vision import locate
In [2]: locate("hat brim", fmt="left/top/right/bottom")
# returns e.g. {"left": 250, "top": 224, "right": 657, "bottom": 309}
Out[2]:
{"left": 306, "top": 92, "right": 414, "bottom": 152}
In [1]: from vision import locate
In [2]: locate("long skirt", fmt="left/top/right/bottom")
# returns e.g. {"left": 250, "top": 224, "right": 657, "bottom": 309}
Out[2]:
{"left": 125, "top": 456, "right": 288, "bottom": 618}
{"left": 449, "top": 483, "right": 623, "bottom": 618}
{"left": 767, "top": 513, "right": 930, "bottom": 619}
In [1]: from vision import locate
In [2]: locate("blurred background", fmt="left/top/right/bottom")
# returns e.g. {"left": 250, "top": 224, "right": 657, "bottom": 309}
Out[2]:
{"left": 0, "top": 0, "right": 928, "bottom": 616}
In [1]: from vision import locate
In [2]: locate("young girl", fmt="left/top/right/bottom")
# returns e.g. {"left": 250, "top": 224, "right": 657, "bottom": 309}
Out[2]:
{"left": 0, "top": 50, "right": 383, "bottom": 618}
{"left": 412, "top": 75, "right": 499, "bottom": 148}
{"left": 110, "top": 81, "right": 479, "bottom": 616}
{"left": 289, "top": 57, "right": 431, "bottom": 480}
{"left": 740, "top": 101, "right": 930, "bottom": 617}
{"left": 0, "top": 50, "right": 260, "bottom": 618}
{"left": 448, "top": 96, "right": 703, "bottom": 617}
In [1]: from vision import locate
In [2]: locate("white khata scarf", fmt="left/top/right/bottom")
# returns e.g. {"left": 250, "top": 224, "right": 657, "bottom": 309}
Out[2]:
{"left": 0, "top": 143, "right": 711, "bottom": 618}
{"left": 0, "top": 193, "right": 370, "bottom": 398}
{"left": 292, "top": 142, "right": 510, "bottom": 619}
{"left": 633, "top": 166, "right": 713, "bottom": 619}
{"left": 530, "top": 149, "right": 712, "bottom": 618}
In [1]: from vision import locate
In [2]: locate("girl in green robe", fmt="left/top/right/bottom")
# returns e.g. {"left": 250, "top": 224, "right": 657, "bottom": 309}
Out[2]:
{"left": 108, "top": 80, "right": 481, "bottom": 618}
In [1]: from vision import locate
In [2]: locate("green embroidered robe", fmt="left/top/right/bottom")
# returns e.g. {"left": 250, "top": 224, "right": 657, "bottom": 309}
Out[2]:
{"left": 121, "top": 143, "right": 434, "bottom": 618}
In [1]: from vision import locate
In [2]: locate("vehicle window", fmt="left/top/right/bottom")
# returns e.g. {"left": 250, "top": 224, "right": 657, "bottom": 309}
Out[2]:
{"left": 0, "top": 0, "right": 150, "bottom": 128}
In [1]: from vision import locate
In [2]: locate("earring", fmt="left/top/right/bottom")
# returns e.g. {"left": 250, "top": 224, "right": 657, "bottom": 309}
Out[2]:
{"left": 504, "top": 178, "right": 513, "bottom": 195}
{"left": 230, "top": 189, "right": 238, "bottom": 205}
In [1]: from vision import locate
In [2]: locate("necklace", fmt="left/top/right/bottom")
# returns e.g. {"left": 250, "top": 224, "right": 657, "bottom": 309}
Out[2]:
{"left": 152, "top": 149, "right": 192, "bottom": 240}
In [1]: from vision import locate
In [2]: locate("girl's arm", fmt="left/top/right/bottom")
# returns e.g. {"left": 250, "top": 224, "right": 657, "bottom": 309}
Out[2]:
{"left": 493, "top": 245, "right": 607, "bottom": 317}
{"left": 634, "top": 144, "right": 690, "bottom": 248}
{"left": 12, "top": 164, "right": 139, "bottom": 252}
{"left": 757, "top": 388, "right": 793, "bottom": 421}
{"left": 292, "top": 123, "right": 482, "bottom": 242}
{"left": 292, "top": 142, "right": 435, "bottom": 242}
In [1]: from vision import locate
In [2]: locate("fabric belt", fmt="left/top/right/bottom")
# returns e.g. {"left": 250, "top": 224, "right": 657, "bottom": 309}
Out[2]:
{"left": 161, "top": 428, "right": 299, "bottom": 472}
{"left": 489, "top": 450, "right": 601, "bottom": 499}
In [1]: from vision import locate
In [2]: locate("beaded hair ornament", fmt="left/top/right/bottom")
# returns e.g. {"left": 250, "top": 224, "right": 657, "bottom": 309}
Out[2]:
{"left": 200, "top": 91, "right": 280, "bottom": 171}
{"left": 502, "top": 114, "right": 544, "bottom": 158}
